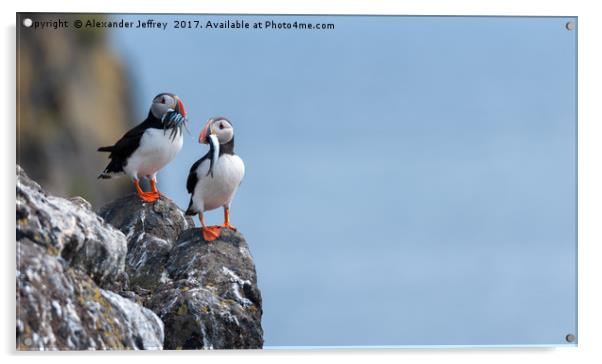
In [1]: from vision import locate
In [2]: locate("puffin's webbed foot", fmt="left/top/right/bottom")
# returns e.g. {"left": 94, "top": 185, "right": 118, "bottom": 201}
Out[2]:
{"left": 202, "top": 226, "right": 222, "bottom": 241}
{"left": 134, "top": 179, "right": 159, "bottom": 203}
{"left": 135, "top": 179, "right": 161, "bottom": 202}
{"left": 141, "top": 191, "right": 160, "bottom": 202}
{"left": 137, "top": 191, "right": 159, "bottom": 203}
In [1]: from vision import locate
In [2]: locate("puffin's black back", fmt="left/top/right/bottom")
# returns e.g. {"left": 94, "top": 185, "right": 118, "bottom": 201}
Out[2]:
{"left": 97, "top": 113, "right": 163, "bottom": 178}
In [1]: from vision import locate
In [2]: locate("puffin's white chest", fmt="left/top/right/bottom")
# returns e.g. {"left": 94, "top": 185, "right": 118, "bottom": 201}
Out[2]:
{"left": 193, "top": 154, "right": 245, "bottom": 211}
{"left": 125, "top": 128, "right": 183, "bottom": 177}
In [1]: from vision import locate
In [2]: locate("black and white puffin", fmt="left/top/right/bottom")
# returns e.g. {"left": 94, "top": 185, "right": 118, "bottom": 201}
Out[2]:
{"left": 98, "top": 92, "right": 187, "bottom": 202}
{"left": 185, "top": 117, "right": 245, "bottom": 241}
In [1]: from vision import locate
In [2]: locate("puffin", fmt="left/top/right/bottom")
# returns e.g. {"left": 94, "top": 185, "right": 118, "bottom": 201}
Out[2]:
{"left": 185, "top": 116, "right": 245, "bottom": 241}
{"left": 98, "top": 92, "right": 187, "bottom": 202}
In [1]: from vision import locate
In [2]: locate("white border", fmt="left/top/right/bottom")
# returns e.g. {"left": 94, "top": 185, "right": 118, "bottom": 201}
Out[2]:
{"left": 3, "top": 1, "right": 601, "bottom": 364}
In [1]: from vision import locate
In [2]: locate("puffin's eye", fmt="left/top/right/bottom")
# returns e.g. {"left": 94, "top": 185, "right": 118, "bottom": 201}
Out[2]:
{"left": 161, "top": 97, "right": 166, "bottom": 104}
{"left": 219, "top": 122, "right": 225, "bottom": 130}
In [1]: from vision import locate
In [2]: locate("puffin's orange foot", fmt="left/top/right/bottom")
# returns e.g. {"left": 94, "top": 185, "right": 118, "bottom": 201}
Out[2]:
{"left": 138, "top": 191, "right": 160, "bottom": 203}
{"left": 202, "top": 226, "right": 222, "bottom": 241}
{"left": 221, "top": 223, "right": 237, "bottom": 231}
{"left": 146, "top": 191, "right": 160, "bottom": 202}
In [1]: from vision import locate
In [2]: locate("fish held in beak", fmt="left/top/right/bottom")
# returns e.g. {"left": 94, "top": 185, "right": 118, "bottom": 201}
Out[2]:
{"left": 207, "top": 133, "right": 219, "bottom": 177}
{"left": 162, "top": 109, "right": 187, "bottom": 141}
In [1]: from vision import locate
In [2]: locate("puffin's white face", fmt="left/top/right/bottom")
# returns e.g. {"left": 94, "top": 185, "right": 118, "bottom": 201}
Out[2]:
{"left": 198, "top": 117, "right": 234, "bottom": 145}
{"left": 150, "top": 93, "right": 187, "bottom": 120}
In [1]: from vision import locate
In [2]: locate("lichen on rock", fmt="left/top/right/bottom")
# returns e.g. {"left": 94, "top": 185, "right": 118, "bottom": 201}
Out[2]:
{"left": 16, "top": 164, "right": 264, "bottom": 350}
{"left": 17, "top": 165, "right": 127, "bottom": 288}
{"left": 99, "top": 198, "right": 264, "bottom": 349}
{"left": 17, "top": 238, "right": 163, "bottom": 350}
{"left": 97, "top": 194, "right": 193, "bottom": 291}
{"left": 16, "top": 166, "right": 163, "bottom": 350}
{"left": 147, "top": 229, "right": 263, "bottom": 349}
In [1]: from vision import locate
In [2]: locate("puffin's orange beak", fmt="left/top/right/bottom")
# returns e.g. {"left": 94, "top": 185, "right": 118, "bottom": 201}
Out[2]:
{"left": 176, "top": 97, "right": 187, "bottom": 118}
{"left": 198, "top": 119, "right": 212, "bottom": 144}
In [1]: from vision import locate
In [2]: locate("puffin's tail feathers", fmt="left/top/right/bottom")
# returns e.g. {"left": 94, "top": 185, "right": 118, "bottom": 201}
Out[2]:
{"left": 98, "top": 159, "right": 125, "bottom": 179}
{"left": 185, "top": 198, "right": 198, "bottom": 216}
{"left": 97, "top": 146, "right": 114, "bottom": 152}
{"left": 98, "top": 170, "right": 126, "bottom": 179}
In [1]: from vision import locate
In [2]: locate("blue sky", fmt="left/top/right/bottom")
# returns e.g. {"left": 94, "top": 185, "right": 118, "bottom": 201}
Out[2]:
{"left": 110, "top": 15, "right": 576, "bottom": 347}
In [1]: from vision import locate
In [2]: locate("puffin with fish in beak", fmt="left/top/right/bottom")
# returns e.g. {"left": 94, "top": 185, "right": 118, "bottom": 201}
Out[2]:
{"left": 185, "top": 116, "right": 245, "bottom": 241}
{"left": 98, "top": 92, "right": 188, "bottom": 202}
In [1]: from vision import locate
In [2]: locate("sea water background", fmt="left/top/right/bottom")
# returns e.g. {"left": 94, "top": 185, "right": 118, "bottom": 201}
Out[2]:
{"left": 110, "top": 15, "right": 577, "bottom": 347}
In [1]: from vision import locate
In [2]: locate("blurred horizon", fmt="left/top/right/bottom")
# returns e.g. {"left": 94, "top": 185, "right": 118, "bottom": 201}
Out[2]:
{"left": 19, "top": 14, "right": 577, "bottom": 347}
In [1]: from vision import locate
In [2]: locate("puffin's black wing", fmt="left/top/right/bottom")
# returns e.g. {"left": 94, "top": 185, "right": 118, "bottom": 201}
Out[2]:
{"left": 186, "top": 152, "right": 211, "bottom": 193}
{"left": 98, "top": 117, "right": 161, "bottom": 177}
{"left": 185, "top": 152, "right": 212, "bottom": 215}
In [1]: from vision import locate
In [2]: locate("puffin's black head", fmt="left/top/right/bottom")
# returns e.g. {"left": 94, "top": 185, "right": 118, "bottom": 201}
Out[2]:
{"left": 198, "top": 117, "right": 234, "bottom": 145}
{"left": 150, "top": 92, "right": 187, "bottom": 120}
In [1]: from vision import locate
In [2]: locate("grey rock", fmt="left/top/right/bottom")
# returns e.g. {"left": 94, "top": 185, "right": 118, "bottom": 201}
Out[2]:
{"left": 17, "top": 239, "right": 163, "bottom": 350}
{"left": 98, "top": 194, "right": 193, "bottom": 291}
{"left": 100, "top": 290, "right": 164, "bottom": 349}
{"left": 16, "top": 165, "right": 263, "bottom": 350}
{"left": 148, "top": 228, "right": 263, "bottom": 349}
{"left": 17, "top": 165, "right": 127, "bottom": 287}
{"left": 68, "top": 196, "right": 93, "bottom": 210}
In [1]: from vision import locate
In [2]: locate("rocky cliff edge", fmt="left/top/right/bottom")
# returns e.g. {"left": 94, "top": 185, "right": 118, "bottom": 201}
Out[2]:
{"left": 16, "top": 165, "right": 263, "bottom": 350}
